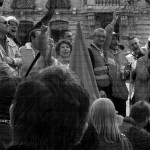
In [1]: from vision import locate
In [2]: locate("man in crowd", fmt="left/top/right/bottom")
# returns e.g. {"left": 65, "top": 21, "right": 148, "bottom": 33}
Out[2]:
{"left": 19, "top": 28, "right": 45, "bottom": 77}
{"left": 60, "top": 29, "right": 74, "bottom": 44}
{"left": 120, "top": 101, "right": 150, "bottom": 150}
{"left": 8, "top": 66, "right": 90, "bottom": 150}
{"left": 107, "top": 32, "right": 128, "bottom": 116}
{"left": 6, "top": 16, "right": 21, "bottom": 47}
{"left": 88, "top": 12, "right": 118, "bottom": 98}
{"left": 119, "top": 36, "right": 147, "bottom": 104}
{"left": 0, "top": 16, "right": 21, "bottom": 77}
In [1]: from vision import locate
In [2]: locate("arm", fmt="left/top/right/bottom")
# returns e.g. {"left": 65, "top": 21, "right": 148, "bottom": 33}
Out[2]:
{"left": 36, "top": 24, "right": 54, "bottom": 67}
{"left": 103, "top": 11, "right": 118, "bottom": 53}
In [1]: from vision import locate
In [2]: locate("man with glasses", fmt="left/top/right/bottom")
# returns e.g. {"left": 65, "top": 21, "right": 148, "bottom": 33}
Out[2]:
{"left": 0, "top": 16, "right": 22, "bottom": 77}
{"left": 88, "top": 12, "right": 118, "bottom": 98}
{"left": 0, "top": 16, "right": 20, "bottom": 77}
{"left": 6, "top": 16, "right": 21, "bottom": 47}
{"left": 19, "top": 28, "right": 45, "bottom": 77}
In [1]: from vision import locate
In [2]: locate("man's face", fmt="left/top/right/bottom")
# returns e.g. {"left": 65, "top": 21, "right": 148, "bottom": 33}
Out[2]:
{"left": 64, "top": 31, "right": 73, "bottom": 43}
{"left": 8, "top": 21, "right": 18, "bottom": 37}
{"left": 32, "top": 30, "right": 41, "bottom": 48}
{"left": 129, "top": 38, "right": 140, "bottom": 53}
{"left": 0, "top": 16, "right": 8, "bottom": 34}
{"left": 93, "top": 31, "right": 106, "bottom": 48}
{"left": 110, "top": 36, "right": 118, "bottom": 51}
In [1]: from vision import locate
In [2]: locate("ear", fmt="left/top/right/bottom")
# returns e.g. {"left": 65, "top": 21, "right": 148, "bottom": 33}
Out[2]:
{"left": 9, "top": 104, "right": 14, "bottom": 129}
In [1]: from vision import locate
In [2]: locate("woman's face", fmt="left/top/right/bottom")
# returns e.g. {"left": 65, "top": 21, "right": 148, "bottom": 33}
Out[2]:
{"left": 59, "top": 43, "right": 71, "bottom": 58}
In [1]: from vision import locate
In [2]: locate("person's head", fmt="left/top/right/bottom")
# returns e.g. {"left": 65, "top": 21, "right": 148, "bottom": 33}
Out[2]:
{"left": 6, "top": 16, "right": 19, "bottom": 37}
{"left": 0, "top": 76, "right": 21, "bottom": 120}
{"left": 29, "top": 29, "right": 41, "bottom": 48}
{"left": 10, "top": 80, "right": 52, "bottom": 149}
{"left": 130, "top": 101, "right": 150, "bottom": 127}
{"left": 128, "top": 36, "right": 140, "bottom": 53}
{"left": 60, "top": 30, "right": 73, "bottom": 43}
{"left": 110, "top": 32, "right": 119, "bottom": 51}
{"left": 90, "top": 98, "right": 121, "bottom": 142}
{"left": 93, "top": 28, "right": 106, "bottom": 48}
{"left": 39, "top": 65, "right": 90, "bottom": 149}
{"left": 55, "top": 39, "right": 72, "bottom": 58}
{"left": 0, "top": 16, "right": 8, "bottom": 35}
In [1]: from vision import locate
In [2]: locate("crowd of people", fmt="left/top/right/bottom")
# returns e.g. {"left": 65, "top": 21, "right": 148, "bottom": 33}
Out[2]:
{"left": 0, "top": 12, "right": 150, "bottom": 150}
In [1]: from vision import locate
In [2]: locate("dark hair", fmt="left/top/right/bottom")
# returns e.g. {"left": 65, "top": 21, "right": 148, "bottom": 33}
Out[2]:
{"left": 0, "top": 77, "right": 21, "bottom": 119}
{"left": 130, "top": 101, "right": 150, "bottom": 123}
{"left": 13, "top": 80, "right": 51, "bottom": 149}
{"left": 28, "top": 29, "right": 41, "bottom": 42}
{"left": 60, "top": 30, "right": 72, "bottom": 39}
{"left": 55, "top": 39, "right": 72, "bottom": 56}
{"left": 39, "top": 65, "right": 90, "bottom": 149}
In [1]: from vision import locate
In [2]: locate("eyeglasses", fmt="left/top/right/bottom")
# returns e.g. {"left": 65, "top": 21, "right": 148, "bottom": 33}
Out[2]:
{"left": 0, "top": 21, "right": 8, "bottom": 25}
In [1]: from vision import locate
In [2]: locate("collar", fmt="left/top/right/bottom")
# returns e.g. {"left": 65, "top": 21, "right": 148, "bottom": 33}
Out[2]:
{"left": 91, "top": 43, "right": 103, "bottom": 53}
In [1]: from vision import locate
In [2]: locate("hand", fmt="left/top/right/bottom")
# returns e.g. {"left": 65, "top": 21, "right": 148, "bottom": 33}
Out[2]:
{"left": 3, "top": 57, "right": 14, "bottom": 65}
{"left": 48, "top": 38, "right": 54, "bottom": 48}
{"left": 40, "top": 22, "right": 48, "bottom": 34}
{"left": 111, "top": 11, "right": 119, "bottom": 26}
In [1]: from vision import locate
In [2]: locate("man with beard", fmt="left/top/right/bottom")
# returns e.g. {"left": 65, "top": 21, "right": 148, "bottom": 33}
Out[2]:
{"left": 107, "top": 32, "right": 128, "bottom": 116}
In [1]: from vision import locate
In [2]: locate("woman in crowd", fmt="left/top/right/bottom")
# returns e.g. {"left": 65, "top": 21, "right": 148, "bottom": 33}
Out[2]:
{"left": 90, "top": 98, "right": 132, "bottom": 150}
{"left": 52, "top": 39, "right": 72, "bottom": 67}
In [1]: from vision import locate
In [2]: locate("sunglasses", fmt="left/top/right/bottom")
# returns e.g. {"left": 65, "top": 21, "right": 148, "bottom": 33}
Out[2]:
{"left": 0, "top": 21, "right": 8, "bottom": 25}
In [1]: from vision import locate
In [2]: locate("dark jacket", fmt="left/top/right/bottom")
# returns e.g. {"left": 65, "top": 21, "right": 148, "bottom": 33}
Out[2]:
{"left": 119, "top": 116, "right": 150, "bottom": 150}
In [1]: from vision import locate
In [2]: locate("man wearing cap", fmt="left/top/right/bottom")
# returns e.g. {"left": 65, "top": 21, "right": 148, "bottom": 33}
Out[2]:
{"left": 107, "top": 32, "right": 128, "bottom": 116}
{"left": 0, "top": 16, "right": 22, "bottom": 76}
{"left": 6, "top": 16, "right": 21, "bottom": 47}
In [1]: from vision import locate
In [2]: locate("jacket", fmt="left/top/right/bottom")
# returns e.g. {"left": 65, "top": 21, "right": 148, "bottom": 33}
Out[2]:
{"left": 119, "top": 116, "right": 150, "bottom": 150}
{"left": 133, "top": 54, "right": 150, "bottom": 102}
{"left": 19, "top": 42, "right": 45, "bottom": 77}
{"left": 107, "top": 49, "right": 128, "bottom": 100}
{"left": 0, "top": 37, "right": 22, "bottom": 76}
{"left": 88, "top": 43, "right": 110, "bottom": 88}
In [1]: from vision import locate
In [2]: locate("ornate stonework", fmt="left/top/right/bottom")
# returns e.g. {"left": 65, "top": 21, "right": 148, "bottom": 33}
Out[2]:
{"left": 11, "top": 0, "right": 36, "bottom": 9}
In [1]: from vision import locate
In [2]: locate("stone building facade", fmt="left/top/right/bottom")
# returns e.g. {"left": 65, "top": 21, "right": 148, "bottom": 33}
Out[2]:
{"left": 1, "top": 0, "right": 150, "bottom": 47}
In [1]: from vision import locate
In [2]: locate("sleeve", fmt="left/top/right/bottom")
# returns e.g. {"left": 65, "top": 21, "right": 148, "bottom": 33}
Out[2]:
{"left": 136, "top": 57, "right": 150, "bottom": 81}
{"left": 12, "top": 48, "right": 22, "bottom": 67}
{"left": 130, "top": 127, "right": 150, "bottom": 150}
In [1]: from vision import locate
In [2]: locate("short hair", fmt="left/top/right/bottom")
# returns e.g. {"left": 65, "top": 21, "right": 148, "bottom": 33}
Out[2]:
{"left": 55, "top": 39, "right": 72, "bottom": 56}
{"left": 39, "top": 65, "right": 90, "bottom": 149}
{"left": 12, "top": 80, "right": 51, "bottom": 149}
{"left": 28, "top": 28, "right": 41, "bottom": 42}
{"left": 93, "top": 28, "right": 106, "bottom": 37}
{"left": 130, "top": 101, "right": 150, "bottom": 123}
{"left": 60, "top": 29, "right": 72, "bottom": 38}
{"left": 90, "top": 98, "right": 121, "bottom": 143}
